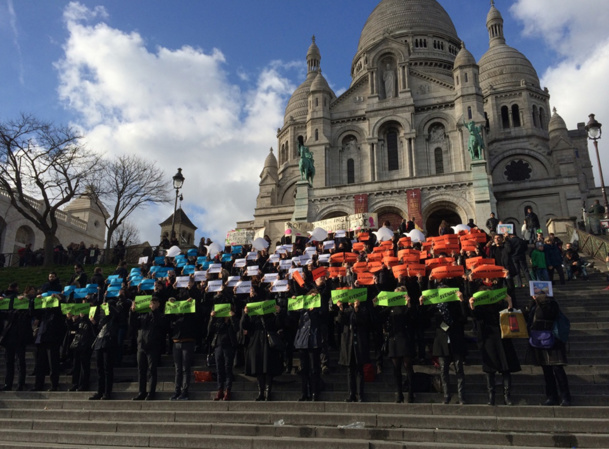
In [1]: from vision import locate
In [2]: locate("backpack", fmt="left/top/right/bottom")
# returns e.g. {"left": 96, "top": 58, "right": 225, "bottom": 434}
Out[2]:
{"left": 553, "top": 310, "right": 570, "bottom": 343}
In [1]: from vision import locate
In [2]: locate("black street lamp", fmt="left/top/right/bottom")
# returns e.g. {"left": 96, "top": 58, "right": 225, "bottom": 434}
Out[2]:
{"left": 170, "top": 168, "right": 185, "bottom": 241}
{"left": 585, "top": 114, "right": 608, "bottom": 219}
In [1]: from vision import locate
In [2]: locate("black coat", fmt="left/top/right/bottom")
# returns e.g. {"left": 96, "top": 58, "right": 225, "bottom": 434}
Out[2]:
{"left": 527, "top": 297, "right": 568, "bottom": 366}
{"left": 338, "top": 305, "right": 370, "bottom": 366}
{"left": 35, "top": 303, "right": 66, "bottom": 346}
{"left": 377, "top": 304, "right": 416, "bottom": 358}
{"left": 208, "top": 314, "right": 239, "bottom": 350}
{"left": 471, "top": 301, "right": 521, "bottom": 374}
{"left": 422, "top": 300, "right": 469, "bottom": 358}
{"left": 131, "top": 308, "right": 167, "bottom": 352}
{"left": 240, "top": 309, "right": 284, "bottom": 377}
{"left": 0, "top": 297, "right": 33, "bottom": 348}
{"left": 293, "top": 309, "right": 322, "bottom": 350}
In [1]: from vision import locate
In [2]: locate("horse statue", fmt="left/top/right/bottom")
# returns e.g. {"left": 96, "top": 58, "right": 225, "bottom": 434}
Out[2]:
{"left": 298, "top": 143, "right": 315, "bottom": 184}
{"left": 463, "top": 119, "right": 485, "bottom": 160}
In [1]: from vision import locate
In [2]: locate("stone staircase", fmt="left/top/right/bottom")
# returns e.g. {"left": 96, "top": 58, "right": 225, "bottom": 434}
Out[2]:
{"left": 0, "top": 275, "right": 607, "bottom": 448}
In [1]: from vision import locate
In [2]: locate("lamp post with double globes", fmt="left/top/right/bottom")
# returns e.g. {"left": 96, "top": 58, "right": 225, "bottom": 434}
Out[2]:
{"left": 585, "top": 114, "right": 608, "bottom": 220}
{"left": 170, "top": 168, "right": 185, "bottom": 242}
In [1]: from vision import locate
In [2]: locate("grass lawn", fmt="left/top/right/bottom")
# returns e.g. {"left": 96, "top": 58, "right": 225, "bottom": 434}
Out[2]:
{"left": 0, "top": 264, "right": 121, "bottom": 292}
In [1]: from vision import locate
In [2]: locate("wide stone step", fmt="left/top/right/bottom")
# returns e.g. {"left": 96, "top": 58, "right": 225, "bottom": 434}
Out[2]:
{"left": 0, "top": 403, "right": 608, "bottom": 448}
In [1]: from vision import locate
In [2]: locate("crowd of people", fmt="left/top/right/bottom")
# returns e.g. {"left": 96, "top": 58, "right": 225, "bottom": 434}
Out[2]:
{"left": 0, "top": 213, "right": 579, "bottom": 407}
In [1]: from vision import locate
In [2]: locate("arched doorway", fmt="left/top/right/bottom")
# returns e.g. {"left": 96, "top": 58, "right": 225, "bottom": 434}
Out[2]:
{"left": 376, "top": 207, "right": 405, "bottom": 232}
{"left": 425, "top": 208, "right": 461, "bottom": 237}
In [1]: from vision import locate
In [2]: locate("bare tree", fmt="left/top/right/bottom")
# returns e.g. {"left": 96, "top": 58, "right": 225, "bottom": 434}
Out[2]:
{"left": 0, "top": 114, "right": 101, "bottom": 266}
{"left": 91, "top": 154, "right": 170, "bottom": 262}
{"left": 110, "top": 220, "right": 140, "bottom": 248}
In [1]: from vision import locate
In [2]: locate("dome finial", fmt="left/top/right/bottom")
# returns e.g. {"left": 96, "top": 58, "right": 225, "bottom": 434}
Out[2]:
{"left": 552, "top": 107, "right": 557, "bottom": 114}
{"left": 269, "top": 147, "right": 274, "bottom": 154}
{"left": 490, "top": 0, "right": 495, "bottom": 6}
{"left": 312, "top": 35, "right": 316, "bottom": 44}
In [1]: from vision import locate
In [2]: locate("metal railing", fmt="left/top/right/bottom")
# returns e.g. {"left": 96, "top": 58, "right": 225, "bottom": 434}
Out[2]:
{"left": 565, "top": 224, "right": 609, "bottom": 262}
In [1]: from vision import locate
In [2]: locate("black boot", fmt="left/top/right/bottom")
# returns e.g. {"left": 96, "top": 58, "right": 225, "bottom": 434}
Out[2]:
{"left": 255, "top": 377, "right": 265, "bottom": 401}
{"left": 440, "top": 369, "right": 450, "bottom": 404}
{"left": 457, "top": 372, "right": 466, "bottom": 405}
{"left": 503, "top": 373, "right": 513, "bottom": 406}
{"left": 486, "top": 373, "right": 496, "bottom": 406}
{"left": 264, "top": 383, "right": 272, "bottom": 401}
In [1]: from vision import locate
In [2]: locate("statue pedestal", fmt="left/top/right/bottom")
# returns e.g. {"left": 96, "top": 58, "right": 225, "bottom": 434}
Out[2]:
{"left": 471, "top": 160, "right": 497, "bottom": 226}
{"left": 292, "top": 180, "right": 311, "bottom": 222}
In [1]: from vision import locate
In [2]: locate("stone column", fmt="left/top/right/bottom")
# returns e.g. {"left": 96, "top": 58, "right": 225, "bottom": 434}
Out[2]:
{"left": 471, "top": 160, "right": 497, "bottom": 227}
{"left": 292, "top": 181, "right": 312, "bottom": 222}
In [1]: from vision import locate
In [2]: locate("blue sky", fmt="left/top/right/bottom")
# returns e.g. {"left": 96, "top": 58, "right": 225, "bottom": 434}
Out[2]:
{"left": 1, "top": 0, "right": 609, "bottom": 246}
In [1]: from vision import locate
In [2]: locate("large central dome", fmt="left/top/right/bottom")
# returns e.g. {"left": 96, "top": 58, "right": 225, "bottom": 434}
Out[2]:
{"left": 357, "top": 0, "right": 459, "bottom": 53}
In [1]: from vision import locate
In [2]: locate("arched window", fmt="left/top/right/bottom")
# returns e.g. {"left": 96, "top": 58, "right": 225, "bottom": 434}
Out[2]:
{"left": 315, "top": 129, "right": 319, "bottom": 141}
{"left": 387, "top": 128, "right": 399, "bottom": 171}
{"left": 501, "top": 106, "right": 510, "bottom": 129}
{"left": 315, "top": 98, "right": 319, "bottom": 107}
{"left": 532, "top": 106, "right": 539, "bottom": 128}
{"left": 280, "top": 144, "right": 285, "bottom": 164}
{"left": 434, "top": 147, "right": 444, "bottom": 174}
{"left": 347, "top": 159, "right": 355, "bottom": 184}
{"left": 467, "top": 106, "right": 472, "bottom": 120}
{"left": 464, "top": 73, "right": 468, "bottom": 83}
{"left": 539, "top": 108, "right": 546, "bottom": 130}
{"left": 512, "top": 105, "right": 521, "bottom": 127}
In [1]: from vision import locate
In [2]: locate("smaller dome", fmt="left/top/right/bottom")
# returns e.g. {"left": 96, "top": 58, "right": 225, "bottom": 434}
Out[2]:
{"left": 549, "top": 107, "right": 569, "bottom": 139}
{"left": 307, "top": 36, "right": 320, "bottom": 59}
{"left": 284, "top": 74, "right": 316, "bottom": 122}
{"left": 264, "top": 147, "right": 278, "bottom": 169}
{"left": 454, "top": 42, "right": 476, "bottom": 68}
{"left": 310, "top": 71, "right": 334, "bottom": 95}
{"left": 487, "top": 2, "right": 503, "bottom": 24}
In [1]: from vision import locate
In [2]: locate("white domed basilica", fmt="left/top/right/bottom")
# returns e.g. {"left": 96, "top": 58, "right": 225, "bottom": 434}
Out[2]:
{"left": 238, "top": 0, "right": 595, "bottom": 240}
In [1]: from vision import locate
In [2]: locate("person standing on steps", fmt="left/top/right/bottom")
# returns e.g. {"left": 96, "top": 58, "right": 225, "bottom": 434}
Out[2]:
{"left": 208, "top": 294, "right": 239, "bottom": 402}
{"left": 130, "top": 296, "right": 167, "bottom": 401}
{"left": 526, "top": 293, "right": 572, "bottom": 406}
{"left": 241, "top": 283, "right": 285, "bottom": 402}
{"left": 419, "top": 287, "right": 468, "bottom": 405}
{"left": 337, "top": 297, "right": 370, "bottom": 403}
{"left": 468, "top": 288, "right": 521, "bottom": 406}
{"left": 373, "top": 287, "right": 416, "bottom": 403}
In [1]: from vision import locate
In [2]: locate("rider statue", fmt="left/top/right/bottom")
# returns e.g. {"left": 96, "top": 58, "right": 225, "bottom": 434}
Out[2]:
{"left": 298, "top": 139, "right": 315, "bottom": 185}
{"left": 463, "top": 119, "right": 485, "bottom": 160}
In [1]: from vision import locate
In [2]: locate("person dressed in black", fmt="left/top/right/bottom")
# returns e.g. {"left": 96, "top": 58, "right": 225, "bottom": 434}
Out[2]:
{"left": 524, "top": 206, "right": 541, "bottom": 244}
{"left": 526, "top": 293, "right": 572, "bottom": 406}
{"left": 68, "top": 308, "right": 96, "bottom": 392}
{"left": 1, "top": 284, "right": 33, "bottom": 391}
{"left": 468, "top": 288, "right": 521, "bottom": 406}
{"left": 131, "top": 296, "right": 167, "bottom": 401}
{"left": 32, "top": 293, "right": 66, "bottom": 391}
{"left": 69, "top": 264, "right": 88, "bottom": 288}
{"left": 486, "top": 212, "right": 499, "bottom": 234}
{"left": 419, "top": 287, "right": 468, "bottom": 404}
{"left": 373, "top": 287, "right": 416, "bottom": 403}
{"left": 293, "top": 289, "right": 323, "bottom": 401}
{"left": 89, "top": 298, "right": 125, "bottom": 400}
{"left": 337, "top": 297, "right": 370, "bottom": 402}
{"left": 241, "top": 287, "right": 284, "bottom": 401}
{"left": 208, "top": 295, "right": 239, "bottom": 401}
{"left": 167, "top": 296, "right": 198, "bottom": 400}
{"left": 41, "top": 272, "right": 62, "bottom": 294}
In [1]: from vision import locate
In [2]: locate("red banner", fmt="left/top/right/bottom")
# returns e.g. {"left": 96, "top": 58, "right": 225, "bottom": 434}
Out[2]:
{"left": 406, "top": 189, "right": 423, "bottom": 231}
{"left": 354, "top": 194, "right": 368, "bottom": 214}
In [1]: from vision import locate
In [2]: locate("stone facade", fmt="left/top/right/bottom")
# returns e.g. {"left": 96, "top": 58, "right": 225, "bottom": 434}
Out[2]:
{"left": 0, "top": 189, "right": 107, "bottom": 262}
{"left": 238, "top": 0, "right": 597, "bottom": 242}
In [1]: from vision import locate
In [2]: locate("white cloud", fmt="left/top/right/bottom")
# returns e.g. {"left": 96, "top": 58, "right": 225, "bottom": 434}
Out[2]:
{"left": 55, "top": 2, "right": 296, "bottom": 246}
{"left": 511, "top": 0, "right": 609, "bottom": 187}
